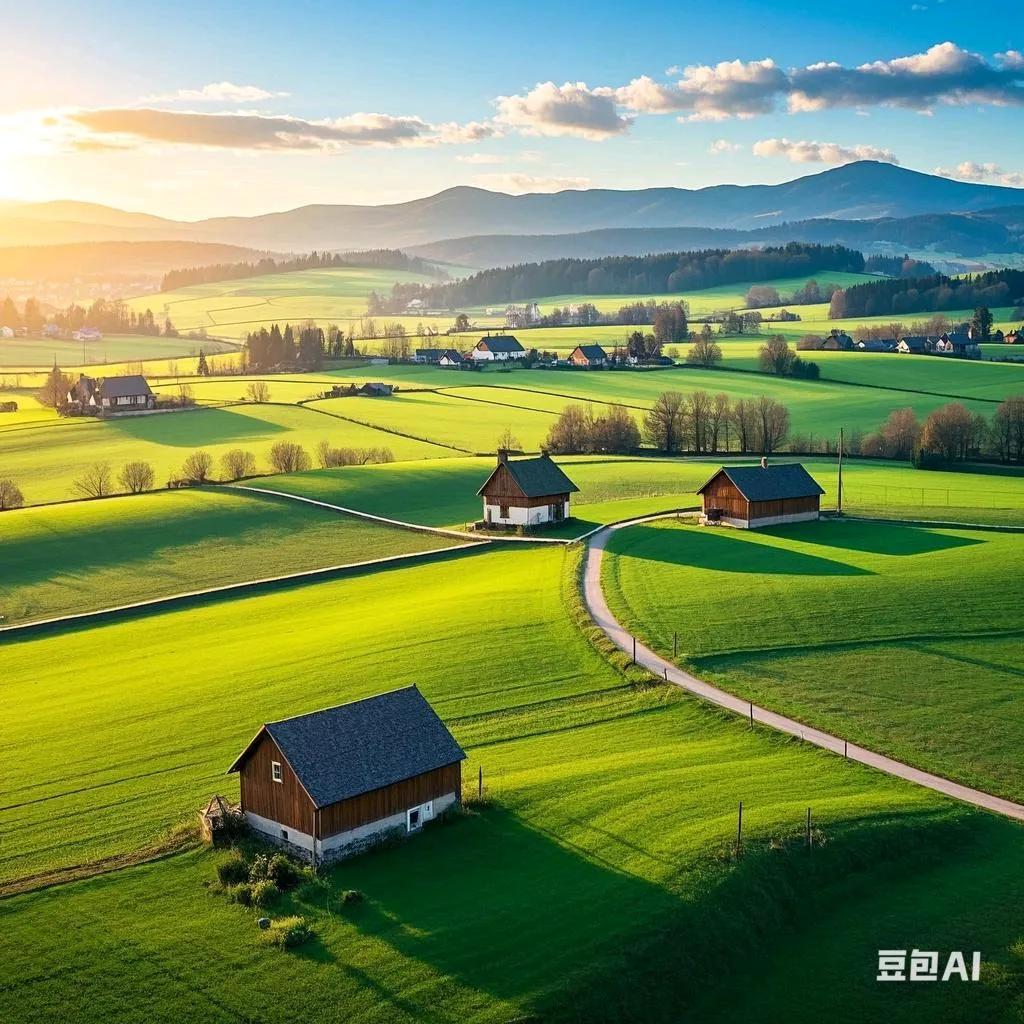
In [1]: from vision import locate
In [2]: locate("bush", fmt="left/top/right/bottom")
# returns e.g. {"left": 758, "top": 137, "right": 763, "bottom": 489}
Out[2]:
{"left": 181, "top": 450, "right": 213, "bottom": 483}
{"left": 266, "top": 853, "right": 300, "bottom": 891}
{"left": 339, "top": 889, "right": 365, "bottom": 906}
{"left": 250, "top": 879, "right": 280, "bottom": 908}
{"left": 229, "top": 883, "right": 254, "bottom": 907}
{"left": 217, "top": 853, "right": 249, "bottom": 886}
{"left": 261, "top": 915, "right": 314, "bottom": 950}
{"left": 268, "top": 441, "right": 310, "bottom": 473}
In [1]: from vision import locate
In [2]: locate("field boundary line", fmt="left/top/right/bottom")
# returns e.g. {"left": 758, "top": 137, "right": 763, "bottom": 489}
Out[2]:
{"left": 234, "top": 484, "right": 572, "bottom": 544}
{"left": 834, "top": 512, "right": 1024, "bottom": 533}
{"left": 0, "top": 540, "right": 488, "bottom": 637}
{"left": 583, "top": 517, "right": 1024, "bottom": 823}
{"left": 299, "top": 400, "right": 474, "bottom": 453}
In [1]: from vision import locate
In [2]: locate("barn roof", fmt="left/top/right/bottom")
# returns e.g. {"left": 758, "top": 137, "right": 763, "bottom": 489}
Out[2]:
{"left": 477, "top": 452, "right": 580, "bottom": 498}
{"left": 98, "top": 375, "right": 153, "bottom": 398}
{"left": 572, "top": 344, "right": 607, "bottom": 359}
{"left": 697, "top": 463, "right": 824, "bottom": 502}
{"left": 476, "top": 334, "right": 524, "bottom": 353}
{"left": 227, "top": 686, "right": 465, "bottom": 808}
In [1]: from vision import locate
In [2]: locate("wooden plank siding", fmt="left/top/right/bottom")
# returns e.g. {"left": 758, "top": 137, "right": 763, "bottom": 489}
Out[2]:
{"left": 239, "top": 733, "right": 461, "bottom": 840}
{"left": 239, "top": 733, "right": 315, "bottom": 835}
{"left": 700, "top": 474, "right": 748, "bottom": 518}
{"left": 748, "top": 495, "right": 820, "bottom": 520}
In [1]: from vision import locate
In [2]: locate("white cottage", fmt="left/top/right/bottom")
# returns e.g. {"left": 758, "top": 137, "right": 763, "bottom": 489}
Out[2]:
{"left": 477, "top": 451, "right": 579, "bottom": 529}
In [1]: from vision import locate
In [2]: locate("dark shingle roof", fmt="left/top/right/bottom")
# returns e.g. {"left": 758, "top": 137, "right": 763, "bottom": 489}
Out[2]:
{"left": 573, "top": 344, "right": 607, "bottom": 359}
{"left": 477, "top": 453, "right": 579, "bottom": 498}
{"left": 697, "top": 463, "right": 824, "bottom": 502}
{"left": 900, "top": 336, "right": 930, "bottom": 351}
{"left": 229, "top": 686, "right": 465, "bottom": 808}
{"left": 477, "top": 335, "right": 524, "bottom": 353}
{"left": 945, "top": 333, "right": 972, "bottom": 347}
{"left": 439, "top": 349, "right": 463, "bottom": 361}
{"left": 98, "top": 375, "right": 152, "bottom": 399}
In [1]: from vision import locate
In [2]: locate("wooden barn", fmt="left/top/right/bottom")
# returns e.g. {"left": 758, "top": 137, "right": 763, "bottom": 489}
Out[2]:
{"left": 568, "top": 344, "right": 608, "bottom": 368}
{"left": 477, "top": 450, "right": 578, "bottom": 529}
{"left": 227, "top": 686, "right": 465, "bottom": 864}
{"left": 697, "top": 460, "right": 824, "bottom": 529}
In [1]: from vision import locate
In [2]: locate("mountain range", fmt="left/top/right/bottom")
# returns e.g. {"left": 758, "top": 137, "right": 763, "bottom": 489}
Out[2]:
{"left": 1, "top": 162, "right": 1022, "bottom": 265}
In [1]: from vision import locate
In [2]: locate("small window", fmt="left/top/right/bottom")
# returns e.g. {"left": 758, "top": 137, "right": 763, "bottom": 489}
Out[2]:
{"left": 499, "top": 504, "right": 509, "bottom": 518}
{"left": 281, "top": 828, "right": 289, "bottom": 841}
{"left": 407, "top": 807, "right": 421, "bottom": 832}
{"left": 271, "top": 761, "right": 283, "bottom": 783}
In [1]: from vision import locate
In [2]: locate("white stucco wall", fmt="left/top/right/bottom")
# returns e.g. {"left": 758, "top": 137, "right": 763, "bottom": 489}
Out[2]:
{"left": 483, "top": 500, "right": 569, "bottom": 527}
{"left": 704, "top": 510, "right": 819, "bottom": 529}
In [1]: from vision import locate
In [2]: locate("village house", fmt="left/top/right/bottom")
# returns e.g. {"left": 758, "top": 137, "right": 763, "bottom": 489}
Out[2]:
{"left": 470, "top": 335, "right": 525, "bottom": 362}
{"left": 68, "top": 373, "right": 155, "bottom": 411}
{"left": 438, "top": 349, "right": 465, "bottom": 368}
{"left": 72, "top": 326, "right": 103, "bottom": 342}
{"left": 227, "top": 686, "right": 465, "bottom": 865}
{"left": 897, "top": 335, "right": 935, "bottom": 355}
{"left": 358, "top": 382, "right": 394, "bottom": 397}
{"left": 504, "top": 303, "right": 541, "bottom": 329}
{"left": 0, "top": 326, "right": 14, "bottom": 339}
{"left": 697, "top": 459, "right": 824, "bottom": 529}
{"left": 935, "top": 331, "right": 981, "bottom": 358}
{"left": 856, "top": 338, "right": 896, "bottom": 352}
{"left": 822, "top": 332, "right": 854, "bottom": 351}
{"left": 568, "top": 344, "right": 608, "bottom": 368}
{"left": 414, "top": 348, "right": 444, "bottom": 364}
{"left": 1005, "top": 330, "right": 1021, "bottom": 345}
{"left": 477, "top": 450, "right": 578, "bottom": 529}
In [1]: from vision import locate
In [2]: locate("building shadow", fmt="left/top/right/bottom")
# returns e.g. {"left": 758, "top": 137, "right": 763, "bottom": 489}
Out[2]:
{"left": 785, "top": 520, "right": 983, "bottom": 557}
{"left": 106, "top": 406, "right": 289, "bottom": 447}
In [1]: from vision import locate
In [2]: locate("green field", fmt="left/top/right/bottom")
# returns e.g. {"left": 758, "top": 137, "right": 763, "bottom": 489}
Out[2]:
{"left": 0, "top": 487, "right": 462, "bottom": 625}
{"left": 603, "top": 518, "right": 1024, "bottom": 801}
{"left": 5, "top": 531, "right": 1000, "bottom": 1023}
{"left": 0, "top": 402, "right": 454, "bottom": 505}
{"left": 0, "top": 333, "right": 238, "bottom": 368}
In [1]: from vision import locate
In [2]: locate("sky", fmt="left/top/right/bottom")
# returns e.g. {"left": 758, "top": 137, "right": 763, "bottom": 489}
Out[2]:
{"left": 0, "top": 0, "right": 1021, "bottom": 219}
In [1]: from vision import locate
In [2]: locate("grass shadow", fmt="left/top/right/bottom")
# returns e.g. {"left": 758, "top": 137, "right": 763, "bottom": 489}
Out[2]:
{"left": 787, "top": 520, "right": 983, "bottom": 557}
{"left": 105, "top": 406, "right": 289, "bottom": 447}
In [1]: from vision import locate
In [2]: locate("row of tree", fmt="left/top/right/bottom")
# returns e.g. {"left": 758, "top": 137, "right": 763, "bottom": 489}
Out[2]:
{"left": 744, "top": 279, "right": 840, "bottom": 309}
{"left": 0, "top": 295, "right": 176, "bottom": 336}
{"left": 161, "top": 249, "right": 445, "bottom": 292}
{"left": 242, "top": 323, "right": 359, "bottom": 371}
{"left": 830, "top": 268, "right": 1024, "bottom": 322}
{"left": 390, "top": 244, "right": 864, "bottom": 310}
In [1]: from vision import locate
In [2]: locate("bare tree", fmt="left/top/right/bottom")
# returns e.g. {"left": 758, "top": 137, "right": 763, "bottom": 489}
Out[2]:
{"left": 878, "top": 408, "right": 922, "bottom": 459}
{"left": 38, "top": 366, "right": 74, "bottom": 408}
{"left": 495, "top": 426, "right": 522, "bottom": 453}
{"left": 758, "top": 336, "right": 796, "bottom": 375}
{"left": 246, "top": 381, "right": 271, "bottom": 403}
{"left": 731, "top": 399, "right": 757, "bottom": 452}
{"left": 992, "top": 395, "right": 1024, "bottom": 463}
{"left": 709, "top": 393, "right": 732, "bottom": 452}
{"left": 686, "top": 334, "right": 722, "bottom": 367}
{"left": 119, "top": 461, "right": 155, "bottom": 494}
{"left": 686, "top": 390, "right": 714, "bottom": 453}
{"left": 269, "top": 441, "right": 310, "bottom": 473}
{"left": 589, "top": 405, "right": 640, "bottom": 453}
{"left": 73, "top": 461, "right": 113, "bottom": 498}
{"left": 220, "top": 449, "right": 256, "bottom": 480}
{"left": 643, "top": 391, "right": 686, "bottom": 453}
{"left": 922, "top": 403, "right": 976, "bottom": 461}
{"left": 754, "top": 396, "right": 790, "bottom": 454}
{"left": 0, "top": 478, "right": 24, "bottom": 510}
{"left": 181, "top": 450, "right": 213, "bottom": 483}
{"left": 545, "top": 405, "right": 594, "bottom": 454}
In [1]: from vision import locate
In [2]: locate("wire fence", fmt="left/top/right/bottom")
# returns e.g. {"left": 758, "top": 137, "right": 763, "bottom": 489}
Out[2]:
{"left": 835, "top": 484, "right": 1024, "bottom": 515}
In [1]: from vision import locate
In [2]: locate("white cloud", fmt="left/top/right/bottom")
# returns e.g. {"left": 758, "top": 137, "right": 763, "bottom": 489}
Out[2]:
{"left": 493, "top": 81, "right": 630, "bottom": 139}
{"left": 934, "top": 161, "right": 1024, "bottom": 187}
{"left": 63, "top": 107, "right": 494, "bottom": 151}
{"left": 708, "top": 138, "right": 742, "bottom": 155}
{"left": 753, "top": 137, "right": 899, "bottom": 165}
{"left": 456, "top": 152, "right": 504, "bottom": 164}
{"left": 142, "top": 82, "right": 289, "bottom": 103}
{"left": 472, "top": 173, "right": 591, "bottom": 194}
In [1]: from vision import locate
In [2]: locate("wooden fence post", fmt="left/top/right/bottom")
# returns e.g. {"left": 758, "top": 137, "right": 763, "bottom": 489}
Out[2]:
{"left": 736, "top": 801, "right": 743, "bottom": 859}
{"left": 478, "top": 765, "right": 482, "bottom": 799}
{"left": 673, "top": 631, "right": 678, "bottom": 659}
{"left": 749, "top": 702, "right": 754, "bottom": 728}
{"left": 806, "top": 807, "right": 812, "bottom": 849}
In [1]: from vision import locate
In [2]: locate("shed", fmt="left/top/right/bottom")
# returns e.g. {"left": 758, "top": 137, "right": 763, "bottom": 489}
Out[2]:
{"left": 697, "top": 460, "right": 824, "bottom": 529}
{"left": 476, "top": 450, "right": 578, "bottom": 528}
{"left": 228, "top": 686, "right": 465, "bottom": 864}
{"left": 358, "top": 382, "right": 394, "bottom": 397}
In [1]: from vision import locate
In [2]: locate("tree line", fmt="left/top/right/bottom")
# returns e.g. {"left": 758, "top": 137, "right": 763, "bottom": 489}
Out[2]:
{"left": 160, "top": 249, "right": 445, "bottom": 292}
{"left": 543, "top": 391, "right": 792, "bottom": 456}
{"left": 243, "top": 323, "right": 360, "bottom": 371}
{"left": 0, "top": 295, "right": 174, "bottom": 336}
{"left": 831, "top": 268, "right": 1024, "bottom": 321}
{"left": 387, "top": 243, "right": 865, "bottom": 310}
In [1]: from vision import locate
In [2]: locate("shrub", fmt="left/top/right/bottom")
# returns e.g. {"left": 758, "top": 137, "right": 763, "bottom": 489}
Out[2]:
{"left": 217, "top": 853, "right": 249, "bottom": 886}
{"left": 0, "top": 478, "right": 24, "bottom": 511}
{"left": 229, "top": 883, "right": 254, "bottom": 907}
{"left": 266, "top": 853, "right": 300, "bottom": 891}
{"left": 250, "top": 879, "right": 280, "bottom": 908}
{"left": 268, "top": 441, "right": 310, "bottom": 473}
{"left": 261, "top": 915, "right": 314, "bottom": 950}
{"left": 220, "top": 448, "right": 256, "bottom": 480}
{"left": 181, "top": 450, "right": 213, "bottom": 483}
{"left": 339, "top": 889, "right": 365, "bottom": 906}
{"left": 118, "top": 460, "right": 155, "bottom": 494}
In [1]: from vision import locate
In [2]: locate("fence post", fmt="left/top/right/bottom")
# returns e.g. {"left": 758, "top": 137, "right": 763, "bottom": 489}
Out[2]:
{"left": 736, "top": 801, "right": 743, "bottom": 859}
{"left": 806, "top": 807, "right": 812, "bottom": 850}
{"left": 749, "top": 702, "right": 754, "bottom": 728}
{"left": 673, "top": 631, "right": 678, "bottom": 659}
{"left": 478, "top": 765, "right": 482, "bottom": 799}
{"left": 632, "top": 635, "right": 636, "bottom": 665}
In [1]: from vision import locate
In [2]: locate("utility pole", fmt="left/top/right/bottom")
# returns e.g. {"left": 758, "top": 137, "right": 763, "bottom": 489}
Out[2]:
{"left": 837, "top": 427, "right": 844, "bottom": 515}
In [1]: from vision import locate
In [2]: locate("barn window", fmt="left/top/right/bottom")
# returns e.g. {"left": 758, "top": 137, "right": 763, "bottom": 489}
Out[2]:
{"left": 271, "top": 761, "right": 283, "bottom": 783}
{"left": 280, "top": 828, "right": 289, "bottom": 841}
{"left": 407, "top": 807, "right": 422, "bottom": 832}
{"left": 499, "top": 504, "right": 509, "bottom": 518}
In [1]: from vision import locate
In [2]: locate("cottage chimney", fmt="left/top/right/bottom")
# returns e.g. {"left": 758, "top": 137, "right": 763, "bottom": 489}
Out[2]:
{"left": 760, "top": 456, "right": 768, "bottom": 469}
{"left": 497, "top": 449, "right": 509, "bottom": 464}
{"left": 540, "top": 448, "right": 551, "bottom": 460}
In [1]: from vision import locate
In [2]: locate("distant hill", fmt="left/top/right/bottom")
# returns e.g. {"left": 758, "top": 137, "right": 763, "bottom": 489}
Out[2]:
{"left": 408, "top": 207, "right": 1024, "bottom": 268}
{"left": 3, "top": 162, "right": 1023, "bottom": 253}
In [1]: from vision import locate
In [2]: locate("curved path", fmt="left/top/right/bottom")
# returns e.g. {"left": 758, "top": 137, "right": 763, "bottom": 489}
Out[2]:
{"left": 584, "top": 517, "right": 1024, "bottom": 823}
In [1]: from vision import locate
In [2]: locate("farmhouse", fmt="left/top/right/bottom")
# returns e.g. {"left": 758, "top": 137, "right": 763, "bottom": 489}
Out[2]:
{"left": 438, "top": 349, "right": 465, "bottom": 367}
{"left": 697, "top": 459, "right": 824, "bottom": 529}
{"left": 471, "top": 335, "right": 525, "bottom": 362}
{"left": 935, "top": 332, "right": 981, "bottom": 358}
{"left": 477, "top": 450, "right": 578, "bottom": 528}
{"left": 414, "top": 348, "right": 444, "bottom": 363}
{"left": 358, "top": 382, "right": 394, "bottom": 397}
{"left": 72, "top": 326, "right": 103, "bottom": 342}
{"left": 822, "top": 332, "right": 854, "bottom": 351}
{"left": 568, "top": 344, "right": 608, "bottom": 367}
{"left": 857, "top": 339, "right": 896, "bottom": 352}
{"left": 227, "top": 686, "right": 465, "bottom": 864}
{"left": 897, "top": 335, "right": 934, "bottom": 354}
{"left": 68, "top": 373, "right": 155, "bottom": 411}
{"left": 1005, "top": 330, "right": 1021, "bottom": 345}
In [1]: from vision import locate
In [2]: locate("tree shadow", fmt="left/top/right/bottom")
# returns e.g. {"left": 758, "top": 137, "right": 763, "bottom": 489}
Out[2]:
{"left": 105, "top": 407, "right": 288, "bottom": 447}
{"left": 784, "top": 521, "right": 983, "bottom": 557}
{"left": 616, "top": 524, "right": 871, "bottom": 577}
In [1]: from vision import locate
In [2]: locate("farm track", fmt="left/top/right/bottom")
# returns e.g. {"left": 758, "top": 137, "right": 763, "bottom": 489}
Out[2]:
{"left": 583, "top": 515, "right": 1024, "bottom": 823}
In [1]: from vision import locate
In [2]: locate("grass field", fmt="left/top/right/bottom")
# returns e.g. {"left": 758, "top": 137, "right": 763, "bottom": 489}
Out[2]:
{"left": 4, "top": 529, "right": 998, "bottom": 1023}
{"left": 0, "top": 402, "right": 454, "bottom": 505}
{"left": 602, "top": 518, "right": 1024, "bottom": 801}
{"left": 0, "top": 333, "right": 238, "bottom": 368}
{"left": 0, "top": 487, "right": 462, "bottom": 625}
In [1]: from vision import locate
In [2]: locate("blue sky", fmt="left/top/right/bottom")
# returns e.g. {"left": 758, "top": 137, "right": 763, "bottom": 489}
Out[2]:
{"left": 0, "top": 0, "right": 1021, "bottom": 217}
